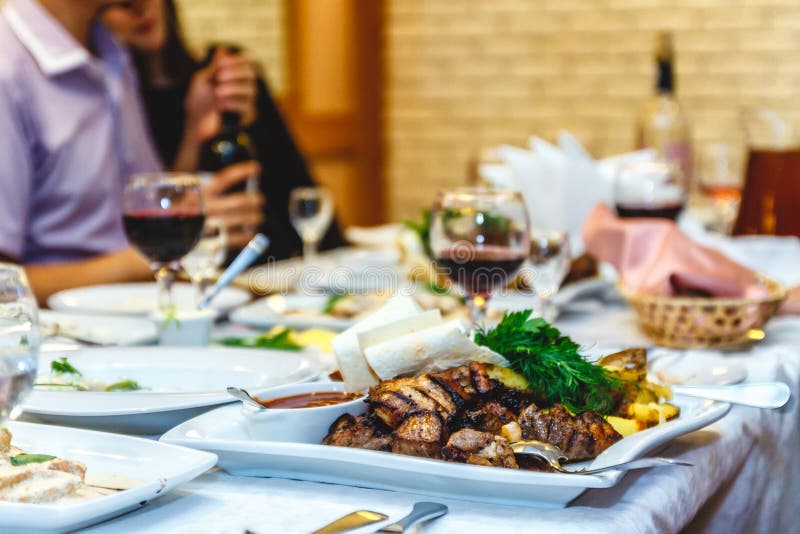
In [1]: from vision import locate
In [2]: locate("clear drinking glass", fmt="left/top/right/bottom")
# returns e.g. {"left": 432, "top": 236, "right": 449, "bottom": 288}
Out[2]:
{"left": 429, "top": 187, "right": 531, "bottom": 326}
{"left": 182, "top": 218, "right": 228, "bottom": 305}
{"left": 528, "top": 230, "right": 571, "bottom": 322}
{"left": 0, "top": 265, "right": 40, "bottom": 423}
{"left": 122, "top": 173, "right": 206, "bottom": 311}
{"left": 289, "top": 187, "right": 334, "bottom": 262}
{"left": 697, "top": 142, "right": 743, "bottom": 235}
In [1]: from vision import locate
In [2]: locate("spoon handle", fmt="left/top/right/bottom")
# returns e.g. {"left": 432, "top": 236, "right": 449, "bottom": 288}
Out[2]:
{"left": 579, "top": 457, "right": 692, "bottom": 475}
{"left": 671, "top": 382, "right": 790, "bottom": 408}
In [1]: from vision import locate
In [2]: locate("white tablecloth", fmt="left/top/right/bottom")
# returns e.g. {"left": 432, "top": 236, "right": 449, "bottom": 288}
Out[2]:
{"left": 80, "top": 311, "right": 800, "bottom": 534}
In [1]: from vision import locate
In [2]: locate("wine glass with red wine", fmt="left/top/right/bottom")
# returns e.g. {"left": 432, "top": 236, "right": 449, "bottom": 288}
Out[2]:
{"left": 614, "top": 161, "right": 686, "bottom": 220}
{"left": 430, "top": 187, "right": 531, "bottom": 326}
{"left": 122, "top": 173, "right": 205, "bottom": 311}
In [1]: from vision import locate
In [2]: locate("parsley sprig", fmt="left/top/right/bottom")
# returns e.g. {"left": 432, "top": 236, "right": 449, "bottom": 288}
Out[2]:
{"left": 475, "top": 310, "right": 625, "bottom": 414}
{"left": 51, "top": 357, "right": 81, "bottom": 376}
{"left": 217, "top": 329, "right": 302, "bottom": 351}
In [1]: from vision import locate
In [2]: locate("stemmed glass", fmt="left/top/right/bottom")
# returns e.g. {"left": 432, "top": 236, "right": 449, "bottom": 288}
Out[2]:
{"left": 0, "top": 265, "right": 40, "bottom": 423}
{"left": 289, "top": 187, "right": 334, "bottom": 262}
{"left": 182, "top": 218, "right": 228, "bottom": 306}
{"left": 429, "top": 187, "right": 531, "bottom": 326}
{"left": 528, "top": 230, "right": 571, "bottom": 322}
{"left": 122, "top": 173, "right": 206, "bottom": 311}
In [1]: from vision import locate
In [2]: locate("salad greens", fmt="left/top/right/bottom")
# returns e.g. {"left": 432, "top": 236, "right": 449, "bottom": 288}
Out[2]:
{"left": 475, "top": 310, "right": 626, "bottom": 415}
{"left": 51, "top": 357, "right": 81, "bottom": 376}
{"left": 322, "top": 293, "right": 349, "bottom": 314}
{"left": 11, "top": 453, "right": 56, "bottom": 466}
{"left": 217, "top": 329, "right": 303, "bottom": 351}
{"left": 104, "top": 379, "right": 143, "bottom": 392}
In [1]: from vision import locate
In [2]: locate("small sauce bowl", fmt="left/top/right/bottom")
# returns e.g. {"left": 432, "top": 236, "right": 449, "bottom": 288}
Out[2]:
{"left": 242, "top": 382, "right": 367, "bottom": 443}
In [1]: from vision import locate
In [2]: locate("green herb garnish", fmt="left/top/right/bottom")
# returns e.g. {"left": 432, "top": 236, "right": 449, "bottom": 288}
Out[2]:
{"left": 11, "top": 453, "right": 56, "bottom": 466}
{"left": 162, "top": 305, "right": 180, "bottom": 329}
{"left": 475, "top": 310, "right": 625, "bottom": 414}
{"left": 104, "top": 379, "right": 143, "bottom": 392}
{"left": 403, "top": 209, "right": 432, "bottom": 258}
{"left": 322, "top": 293, "right": 349, "bottom": 314}
{"left": 217, "top": 329, "right": 302, "bottom": 351}
{"left": 51, "top": 357, "right": 82, "bottom": 376}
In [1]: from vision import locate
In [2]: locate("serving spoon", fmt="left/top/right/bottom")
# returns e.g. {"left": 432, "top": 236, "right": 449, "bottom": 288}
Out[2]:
{"left": 511, "top": 440, "right": 692, "bottom": 475}
{"left": 226, "top": 386, "right": 266, "bottom": 410}
{"left": 670, "top": 382, "right": 790, "bottom": 408}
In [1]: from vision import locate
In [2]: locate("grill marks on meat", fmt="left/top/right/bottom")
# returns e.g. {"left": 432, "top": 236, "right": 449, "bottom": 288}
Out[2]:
{"left": 518, "top": 405, "right": 622, "bottom": 461}
{"left": 392, "top": 411, "right": 445, "bottom": 458}
{"left": 323, "top": 362, "right": 622, "bottom": 470}
{"left": 442, "top": 429, "right": 518, "bottom": 468}
{"left": 322, "top": 413, "right": 393, "bottom": 451}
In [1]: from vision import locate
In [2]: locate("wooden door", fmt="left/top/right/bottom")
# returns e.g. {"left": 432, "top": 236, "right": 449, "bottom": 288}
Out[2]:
{"left": 282, "top": 0, "right": 384, "bottom": 229}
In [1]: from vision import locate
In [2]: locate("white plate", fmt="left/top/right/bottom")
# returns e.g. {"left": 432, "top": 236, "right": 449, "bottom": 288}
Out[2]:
{"left": 40, "top": 311, "right": 158, "bottom": 346}
{"left": 647, "top": 349, "right": 748, "bottom": 386}
{"left": 161, "top": 395, "right": 730, "bottom": 509}
{"left": 229, "top": 294, "right": 355, "bottom": 331}
{"left": 47, "top": 283, "right": 251, "bottom": 316}
{"left": 1, "top": 421, "right": 216, "bottom": 532}
{"left": 22, "top": 347, "right": 322, "bottom": 433}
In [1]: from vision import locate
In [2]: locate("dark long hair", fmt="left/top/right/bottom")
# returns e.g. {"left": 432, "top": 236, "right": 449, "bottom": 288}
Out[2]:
{"left": 132, "top": 0, "right": 198, "bottom": 89}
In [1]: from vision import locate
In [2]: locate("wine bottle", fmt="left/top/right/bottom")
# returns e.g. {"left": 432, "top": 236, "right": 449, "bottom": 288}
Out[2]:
{"left": 635, "top": 32, "right": 693, "bottom": 190}
{"left": 197, "top": 45, "right": 258, "bottom": 194}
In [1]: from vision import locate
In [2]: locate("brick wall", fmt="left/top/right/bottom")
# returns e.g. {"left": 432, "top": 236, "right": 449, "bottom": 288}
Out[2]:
{"left": 174, "top": 0, "right": 287, "bottom": 94}
{"left": 385, "top": 0, "right": 800, "bottom": 220}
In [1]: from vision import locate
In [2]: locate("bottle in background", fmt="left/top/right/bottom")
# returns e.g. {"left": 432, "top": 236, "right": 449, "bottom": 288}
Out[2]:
{"left": 635, "top": 32, "right": 693, "bottom": 191}
{"left": 197, "top": 45, "right": 258, "bottom": 194}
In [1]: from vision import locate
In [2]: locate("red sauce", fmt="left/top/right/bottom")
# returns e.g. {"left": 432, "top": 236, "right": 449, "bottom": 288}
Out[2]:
{"left": 257, "top": 391, "right": 362, "bottom": 409}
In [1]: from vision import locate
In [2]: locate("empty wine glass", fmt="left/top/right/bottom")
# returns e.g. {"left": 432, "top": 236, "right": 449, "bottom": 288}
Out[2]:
{"left": 0, "top": 265, "right": 40, "bottom": 423}
{"left": 182, "top": 218, "right": 228, "bottom": 306}
{"left": 289, "top": 187, "right": 334, "bottom": 262}
{"left": 429, "top": 187, "right": 531, "bottom": 326}
{"left": 122, "top": 173, "right": 205, "bottom": 311}
{"left": 528, "top": 230, "right": 571, "bottom": 322}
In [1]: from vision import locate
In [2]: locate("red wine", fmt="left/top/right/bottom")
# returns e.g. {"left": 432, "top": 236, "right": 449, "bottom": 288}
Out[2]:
{"left": 615, "top": 203, "right": 683, "bottom": 221}
{"left": 437, "top": 246, "right": 526, "bottom": 297}
{"left": 123, "top": 211, "right": 206, "bottom": 263}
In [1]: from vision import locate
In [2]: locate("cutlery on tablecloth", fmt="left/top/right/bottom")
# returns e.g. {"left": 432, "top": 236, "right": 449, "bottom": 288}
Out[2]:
{"left": 671, "top": 382, "right": 790, "bottom": 408}
{"left": 374, "top": 502, "right": 448, "bottom": 533}
{"left": 511, "top": 439, "right": 692, "bottom": 475}
{"left": 42, "top": 323, "right": 108, "bottom": 347}
{"left": 199, "top": 233, "right": 269, "bottom": 310}
{"left": 312, "top": 510, "right": 388, "bottom": 534}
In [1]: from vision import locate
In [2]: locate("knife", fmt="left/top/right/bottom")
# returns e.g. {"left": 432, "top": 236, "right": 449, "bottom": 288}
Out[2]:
{"left": 312, "top": 510, "right": 388, "bottom": 534}
{"left": 374, "top": 502, "right": 448, "bottom": 533}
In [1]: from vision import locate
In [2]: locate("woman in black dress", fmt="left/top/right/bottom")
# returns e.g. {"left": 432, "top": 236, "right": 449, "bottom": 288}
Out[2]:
{"left": 102, "top": 0, "right": 343, "bottom": 260}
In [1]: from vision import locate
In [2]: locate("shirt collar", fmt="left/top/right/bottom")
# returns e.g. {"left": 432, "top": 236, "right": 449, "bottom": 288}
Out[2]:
{"left": 2, "top": 0, "right": 129, "bottom": 77}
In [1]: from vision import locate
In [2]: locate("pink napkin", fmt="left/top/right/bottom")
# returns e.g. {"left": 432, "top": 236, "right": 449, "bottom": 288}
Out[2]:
{"left": 582, "top": 204, "right": 770, "bottom": 299}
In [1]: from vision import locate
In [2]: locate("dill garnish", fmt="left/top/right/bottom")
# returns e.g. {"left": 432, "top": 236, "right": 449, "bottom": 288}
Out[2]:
{"left": 474, "top": 310, "right": 625, "bottom": 414}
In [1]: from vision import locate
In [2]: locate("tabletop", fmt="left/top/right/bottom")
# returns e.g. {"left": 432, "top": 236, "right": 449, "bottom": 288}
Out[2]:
{"left": 77, "top": 307, "right": 800, "bottom": 534}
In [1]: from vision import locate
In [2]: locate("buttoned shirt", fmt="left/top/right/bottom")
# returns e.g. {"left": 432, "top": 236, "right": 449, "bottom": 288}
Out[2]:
{"left": 0, "top": 0, "right": 162, "bottom": 263}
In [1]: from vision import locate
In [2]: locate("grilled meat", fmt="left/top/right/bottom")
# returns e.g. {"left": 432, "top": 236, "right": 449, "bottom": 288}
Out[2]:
{"left": 457, "top": 401, "right": 517, "bottom": 434}
{"left": 322, "top": 413, "right": 393, "bottom": 451}
{"left": 442, "top": 428, "right": 518, "bottom": 469}
{"left": 392, "top": 411, "right": 445, "bottom": 458}
{"left": 518, "top": 404, "right": 622, "bottom": 461}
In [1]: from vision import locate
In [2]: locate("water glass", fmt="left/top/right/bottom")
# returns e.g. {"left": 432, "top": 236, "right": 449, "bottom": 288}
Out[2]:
{"left": 182, "top": 218, "right": 228, "bottom": 305}
{"left": 0, "top": 265, "right": 40, "bottom": 423}
{"left": 527, "top": 231, "right": 571, "bottom": 322}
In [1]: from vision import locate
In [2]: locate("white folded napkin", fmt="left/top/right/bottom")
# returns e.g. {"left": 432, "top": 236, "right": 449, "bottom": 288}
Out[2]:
{"left": 493, "top": 131, "right": 656, "bottom": 253}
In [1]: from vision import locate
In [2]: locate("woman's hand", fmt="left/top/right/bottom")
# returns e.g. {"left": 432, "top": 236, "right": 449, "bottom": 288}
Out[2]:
{"left": 184, "top": 48, "right": 259, "bottom": 142}
{"left": 204, "top": 161, "right": 265, "bottom": 249}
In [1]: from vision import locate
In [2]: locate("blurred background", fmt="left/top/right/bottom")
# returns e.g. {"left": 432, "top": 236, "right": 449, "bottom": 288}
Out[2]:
{"left": 174, "top": 0, "right": 800, "bottom": 225}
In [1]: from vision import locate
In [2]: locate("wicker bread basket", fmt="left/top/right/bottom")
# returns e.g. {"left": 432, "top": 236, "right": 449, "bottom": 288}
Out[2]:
{"left": 619, "top": 274, "right": 787, "bottom": 349}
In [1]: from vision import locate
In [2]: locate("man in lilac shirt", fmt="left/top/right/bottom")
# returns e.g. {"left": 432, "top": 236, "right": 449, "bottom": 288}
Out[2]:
{"left": 0, "top": 0, "right": 261, "bottom": 301}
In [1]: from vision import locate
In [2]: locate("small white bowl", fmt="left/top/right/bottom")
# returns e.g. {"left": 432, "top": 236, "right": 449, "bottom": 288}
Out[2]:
{"left": 149, "top": 308, "right": 218, "bottom": 346}
{"left": 242, "top": 382, "right": 367, "bottom": 443}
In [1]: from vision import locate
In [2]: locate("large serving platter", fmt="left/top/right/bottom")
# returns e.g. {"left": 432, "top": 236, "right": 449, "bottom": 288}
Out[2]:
{"left": 0, "top": 421, "right": 216, "bottom": 532}
{"left": 21, "top": 347, "right": 322, "bottom": 434}
{"left": 161, "top": 395, "right": 730, "bottom": 509}
{"left": 47, "top": 282, "right": 251, "bottom": 316}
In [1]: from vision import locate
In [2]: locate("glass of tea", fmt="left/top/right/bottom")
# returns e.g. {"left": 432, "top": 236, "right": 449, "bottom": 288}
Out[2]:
{"left": 0, "top": 265, "right": 40, "bottom": 424}
{"left": 289, "top": 186, "right": 334, "bottom": 263}
{"left": 429, "top": 187, "right": 531, "bottom": 326}
{"left": 123, "top": 173, "right": 205, "bottom": 311}
{"left": 614, "top": 160, "right": 686, "bottom": 220}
